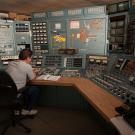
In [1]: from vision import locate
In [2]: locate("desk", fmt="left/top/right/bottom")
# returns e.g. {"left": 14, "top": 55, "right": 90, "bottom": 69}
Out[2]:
{"left": 29, "top": 77, "right": 123, "bottom": 122}
{"left": 30, "top": 77, "right": 135, "bottom": 135}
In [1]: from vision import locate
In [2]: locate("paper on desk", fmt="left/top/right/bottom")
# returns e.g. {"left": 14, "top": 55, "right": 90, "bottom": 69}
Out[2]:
{"left": 36, "top": 74, "right": 61, "bottom": 81}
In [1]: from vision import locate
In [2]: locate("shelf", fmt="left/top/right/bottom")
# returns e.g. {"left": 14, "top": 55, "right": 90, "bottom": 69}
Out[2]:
{"left": 107, "top": 1, "right": 129, "bottom": 14}
{"left": 109, "top": 11, "right": 128, "bottom": 52}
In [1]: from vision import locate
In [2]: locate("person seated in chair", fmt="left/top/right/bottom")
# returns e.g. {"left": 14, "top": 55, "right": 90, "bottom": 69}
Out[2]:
{"left": 6, "top": 49, "right": 39, "bottom": 116}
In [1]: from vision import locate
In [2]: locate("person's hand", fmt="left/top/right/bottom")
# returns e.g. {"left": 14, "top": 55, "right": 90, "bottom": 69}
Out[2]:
{"left": 33, "top": 68, "right": 40, "bottom": 75}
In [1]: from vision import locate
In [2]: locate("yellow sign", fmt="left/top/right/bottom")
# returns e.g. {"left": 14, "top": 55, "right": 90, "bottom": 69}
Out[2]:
{"left": 53, "top": 35, "right": 66, "bottom": 42}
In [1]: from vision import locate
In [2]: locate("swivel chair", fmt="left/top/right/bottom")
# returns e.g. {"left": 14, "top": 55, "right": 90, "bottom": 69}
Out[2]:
{"left": 0, "top": 70, "right": 31, "bottom": 135}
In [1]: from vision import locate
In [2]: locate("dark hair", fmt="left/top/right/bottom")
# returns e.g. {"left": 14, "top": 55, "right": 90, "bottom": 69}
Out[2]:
{"left": 19, "top": 49, "right": 33, "bottom": 60}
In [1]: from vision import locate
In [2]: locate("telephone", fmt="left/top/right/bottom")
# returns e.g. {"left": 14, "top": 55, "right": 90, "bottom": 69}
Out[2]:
{"left": 115, "top": 103, "right": 135, "bottom": 129}
{"left": 115, "top": 104, "right": 130, "bottom": 115}
{"left": 124, "top": 108, "right": 135, "bottom": 118}
{"left": 124, "top": 108, "right": 135, "bottom": 129}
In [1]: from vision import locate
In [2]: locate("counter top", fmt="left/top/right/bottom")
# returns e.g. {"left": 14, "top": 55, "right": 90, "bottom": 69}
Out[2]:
{"left": 29, "top": 77, "right": 123, "bottom": 122}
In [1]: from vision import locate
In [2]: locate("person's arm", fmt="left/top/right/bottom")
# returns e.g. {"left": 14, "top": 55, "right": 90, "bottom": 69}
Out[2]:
{"left": 26, "top": 65, "right": 36, "bottom": 81}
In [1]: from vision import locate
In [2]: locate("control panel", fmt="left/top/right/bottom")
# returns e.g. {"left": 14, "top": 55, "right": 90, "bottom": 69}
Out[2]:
{"left": 60, "top": 69, "right": 81, "bottom": 77}
{"left": 34, "top": 67, "right": 60, "bottom": 76}
{"left": 63, "top": 55, "right": 86, "bottom": 69}
{"left": 32, "top": 55, "right": 43, "bottom": 67}
{"left": 14, "top": 21, "right": 32, "bottom": 54}
{"left": 91, "top": 55, "right": 135, "bottom": 104}
{"left": 31, "top": 21, "right": 48, "bottom": 55}
{"left": 43, "top": 55, "right": 63, "bottom": 68}
{"left": 39, "top": 54, "right": 86, "bottom": 77}
{"left": 86, "top": 55, "right": 108, "bottom": 78}
{"left": 0, "top": 19, "right": 15, "bottom": 56}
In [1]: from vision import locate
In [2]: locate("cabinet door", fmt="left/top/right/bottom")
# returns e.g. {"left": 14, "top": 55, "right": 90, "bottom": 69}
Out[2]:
{"left": 109, "top": 13, "right": 128, "bottom": 52}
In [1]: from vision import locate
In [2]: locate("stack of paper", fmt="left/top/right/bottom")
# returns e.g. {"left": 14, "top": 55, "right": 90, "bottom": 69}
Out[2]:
{"left": 36, "top": 74, "right": 61, "bottom": 81}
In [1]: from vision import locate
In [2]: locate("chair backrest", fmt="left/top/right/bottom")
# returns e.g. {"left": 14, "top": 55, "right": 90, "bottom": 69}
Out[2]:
{"left": 0, "top": 70, "right": 17, "bottom": 107}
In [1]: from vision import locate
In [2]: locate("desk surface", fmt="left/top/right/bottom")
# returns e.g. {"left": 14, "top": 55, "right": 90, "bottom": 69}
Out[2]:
{"left": 29, "top": 77, "right": 123, "bottom": 122}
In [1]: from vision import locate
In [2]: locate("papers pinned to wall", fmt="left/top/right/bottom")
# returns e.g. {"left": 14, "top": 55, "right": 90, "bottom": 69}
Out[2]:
{"left": 36, "top": 74, "right": 61, "bottom": 81}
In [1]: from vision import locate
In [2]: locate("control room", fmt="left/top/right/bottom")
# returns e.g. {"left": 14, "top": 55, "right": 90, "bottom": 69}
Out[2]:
{"left": 0, "top": 0, "right": 135, "bottom": 135}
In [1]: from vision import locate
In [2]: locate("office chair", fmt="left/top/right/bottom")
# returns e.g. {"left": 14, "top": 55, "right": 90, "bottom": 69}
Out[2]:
{"left": 0, "top": 70, "right": 31, "bottom": 135}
